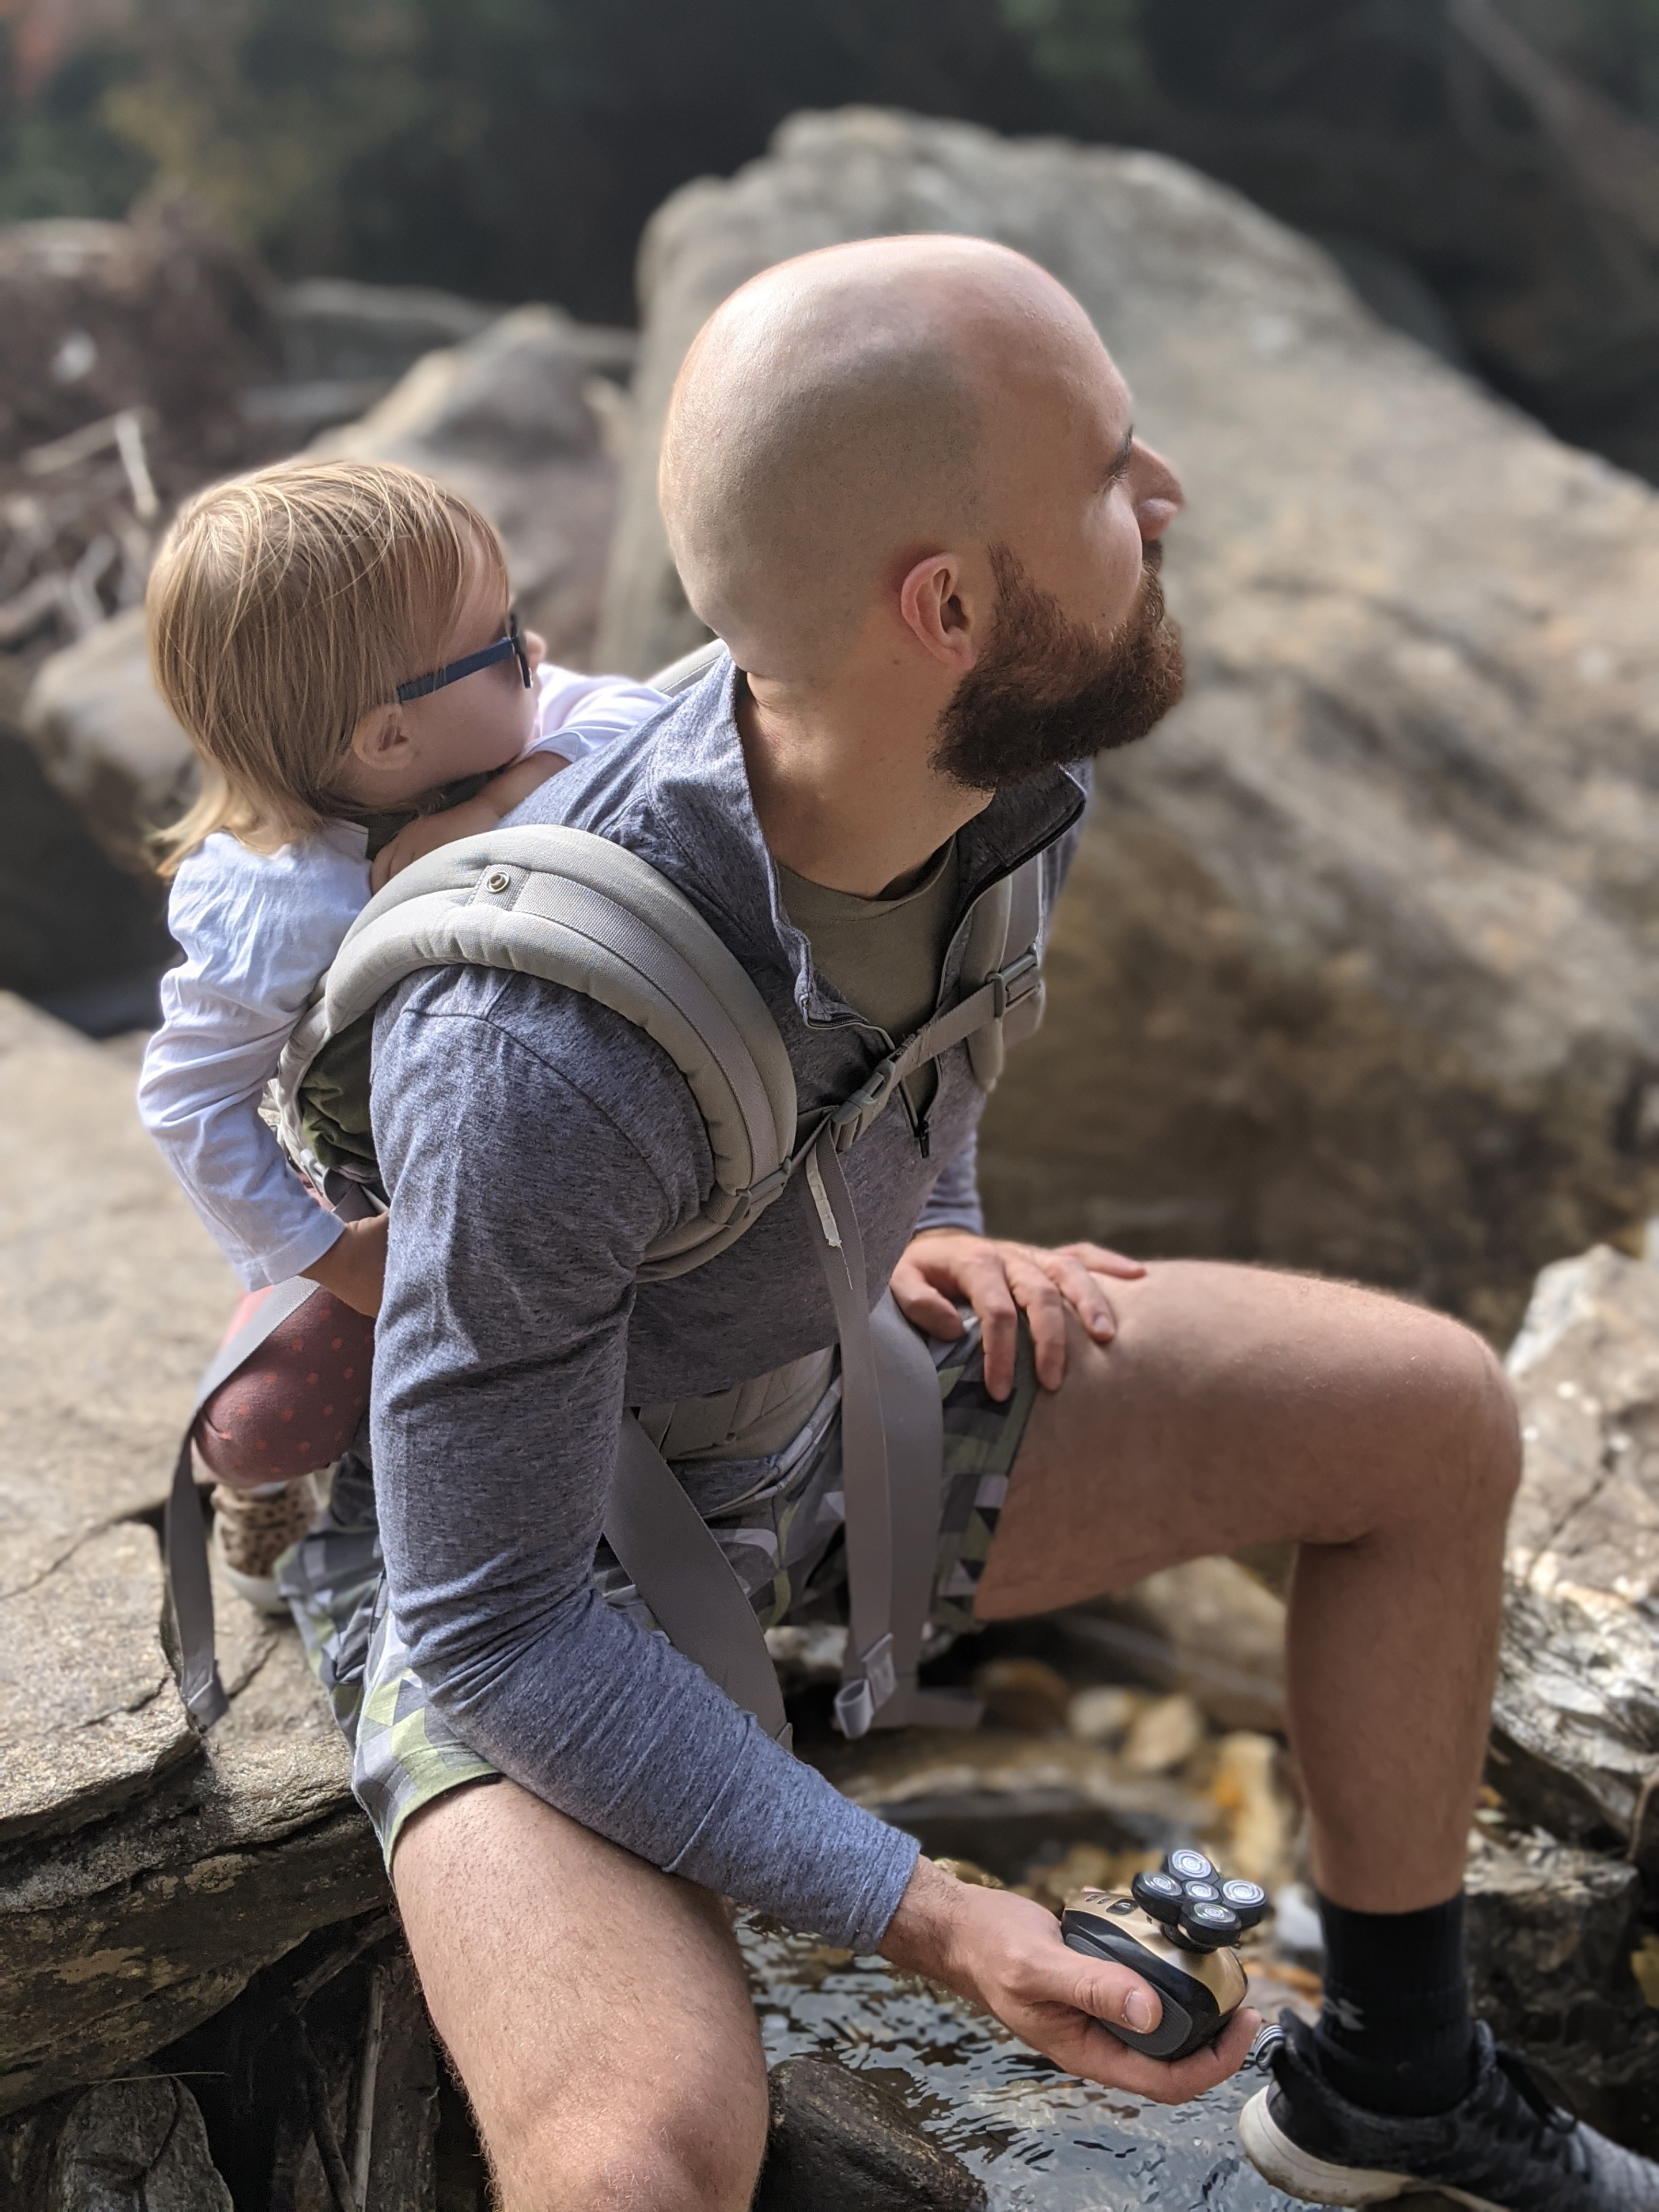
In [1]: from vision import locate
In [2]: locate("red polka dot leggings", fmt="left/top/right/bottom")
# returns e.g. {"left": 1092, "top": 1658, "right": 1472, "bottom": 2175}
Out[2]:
{"left": 193, "top": 1284, "right": 376, "bottom": 1488}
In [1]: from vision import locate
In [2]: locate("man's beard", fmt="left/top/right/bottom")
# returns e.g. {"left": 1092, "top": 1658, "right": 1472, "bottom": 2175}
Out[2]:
{"left": 930, "top": 541, "right": 1185, "bottom": 794}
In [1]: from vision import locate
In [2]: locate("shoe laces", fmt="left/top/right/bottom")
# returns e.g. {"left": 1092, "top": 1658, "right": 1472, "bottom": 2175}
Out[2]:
{"left": 1486, "top": 2043, "right": 1585, "bottom": 2173}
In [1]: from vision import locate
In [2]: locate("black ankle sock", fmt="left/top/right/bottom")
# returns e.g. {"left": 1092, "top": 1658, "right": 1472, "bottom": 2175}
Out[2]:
{"left": 1312, "top": 1891, "right": 1478, "bottom": 2119}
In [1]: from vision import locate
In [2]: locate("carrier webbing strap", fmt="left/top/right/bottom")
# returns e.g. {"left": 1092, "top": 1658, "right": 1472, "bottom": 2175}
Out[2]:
{"left": 608, "top": 1416, "right": 791, "bottom": 1744}
{"left": 803, "top": 1129, "right": 979, "bottom": 1737}
{"left": 165, "top": 1274, "right": 321, "bottom": 1728}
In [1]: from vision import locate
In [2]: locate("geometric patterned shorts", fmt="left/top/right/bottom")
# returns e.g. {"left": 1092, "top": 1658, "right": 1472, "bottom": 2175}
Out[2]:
{"left": 278, "top": 1310, "right": 1038, "bottom": 1872}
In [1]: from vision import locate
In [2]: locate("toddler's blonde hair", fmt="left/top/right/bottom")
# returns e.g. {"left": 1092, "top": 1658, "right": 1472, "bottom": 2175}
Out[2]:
{"left": 150, "top": 458, "right": 507, "bottom": 874}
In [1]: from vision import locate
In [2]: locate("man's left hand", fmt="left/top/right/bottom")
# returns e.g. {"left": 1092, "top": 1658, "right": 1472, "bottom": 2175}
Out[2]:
{"left": 890, "top": 1229, "right": 1146, "bottom": 1399}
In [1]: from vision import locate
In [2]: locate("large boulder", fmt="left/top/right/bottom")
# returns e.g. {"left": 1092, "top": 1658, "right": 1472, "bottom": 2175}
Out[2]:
{"left": 0, "top": 996, "right": 381, "bottom": 2115}
{"left": 599, "top": 107, "right": 1659, "bottom": 1340}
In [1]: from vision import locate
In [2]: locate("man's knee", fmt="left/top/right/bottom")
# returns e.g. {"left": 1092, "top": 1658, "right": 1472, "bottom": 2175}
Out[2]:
{"left": 1384, "top": 1305, "right": 1521, "bottom": 1519}
{"left": 494, "top": 2075, "right": 768, "bottom": 2212}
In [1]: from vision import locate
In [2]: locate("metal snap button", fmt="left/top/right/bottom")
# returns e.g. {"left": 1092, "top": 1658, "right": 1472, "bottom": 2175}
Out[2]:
{"left": 484, "top": 869, "right": 511, "bottom": 893}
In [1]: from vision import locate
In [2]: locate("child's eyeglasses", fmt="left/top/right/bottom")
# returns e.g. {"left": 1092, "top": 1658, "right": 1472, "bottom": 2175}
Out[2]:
{"left": 395, "top": 609, "right": 532, "bottom": 703}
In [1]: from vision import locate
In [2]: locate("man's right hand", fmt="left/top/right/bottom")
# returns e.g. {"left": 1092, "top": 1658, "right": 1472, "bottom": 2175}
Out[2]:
{"left": 878, "top": 1857, "right": 1259, "bottom": 2103}
{"left": 301, "top": 1212, "right": 389, "bottom": 1317}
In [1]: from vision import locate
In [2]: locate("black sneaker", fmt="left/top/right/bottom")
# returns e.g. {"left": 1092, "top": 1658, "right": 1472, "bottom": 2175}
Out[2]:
{"left": 1238, "top": 2014, "right": 1659, "bottom": 2209}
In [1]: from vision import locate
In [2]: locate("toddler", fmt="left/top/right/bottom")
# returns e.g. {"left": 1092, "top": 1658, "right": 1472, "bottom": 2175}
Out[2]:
{"left": 138, "top": 458, "right": 665, "bottom": 1603}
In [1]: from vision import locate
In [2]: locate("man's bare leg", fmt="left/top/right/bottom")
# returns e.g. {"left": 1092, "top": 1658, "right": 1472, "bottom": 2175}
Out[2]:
{"left": 393, "top": 1778, "right": 770, "bottom": 2212}
{"left": 974, "top": 1259, "right": 1521, "bottom": 1912}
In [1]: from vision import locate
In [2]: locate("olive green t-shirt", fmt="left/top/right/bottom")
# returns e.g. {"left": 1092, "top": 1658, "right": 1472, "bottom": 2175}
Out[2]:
{"left": 775, "top": 837, "right": 960, "bottom": 1122}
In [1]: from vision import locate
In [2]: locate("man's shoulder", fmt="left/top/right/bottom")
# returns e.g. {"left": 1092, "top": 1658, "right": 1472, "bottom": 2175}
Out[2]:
{"left": 374, "top": 963, "right": 713, "bottom": 1194}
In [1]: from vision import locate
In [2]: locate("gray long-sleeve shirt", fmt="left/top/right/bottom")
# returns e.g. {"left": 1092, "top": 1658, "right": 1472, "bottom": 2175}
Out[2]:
{"left": 369, "top": 656, "right": 1085, "bottom": 1949}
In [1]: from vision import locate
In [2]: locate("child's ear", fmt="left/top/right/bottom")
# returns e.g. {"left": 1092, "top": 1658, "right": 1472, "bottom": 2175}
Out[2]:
{"left": 347, "top": 705, "right": 410, "bottom": 778}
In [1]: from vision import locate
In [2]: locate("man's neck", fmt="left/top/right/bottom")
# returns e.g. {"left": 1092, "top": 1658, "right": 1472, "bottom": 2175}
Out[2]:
{"left": 736, "top": 666, "right": 990, "bottom": 899}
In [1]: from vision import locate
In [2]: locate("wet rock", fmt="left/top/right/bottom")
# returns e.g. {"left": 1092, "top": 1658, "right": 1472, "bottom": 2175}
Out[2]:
{"left": 315, "top": 304, "right": 634, "bottom": 668}
{"left": 601, "top": 105, "right": 1659, "bottom": 1340}
{"left": 46, "top": 2072, "right": 231, "bottom": 2212}
{"left": 1491, "top": 1245, "right": 1659, "bottom": 1844}
{"left": 1207, "top": 1731, "right": 1299, "bottom": 1893}
{"left": 756, "top": 2058, "right": 985, "bottom": 2212}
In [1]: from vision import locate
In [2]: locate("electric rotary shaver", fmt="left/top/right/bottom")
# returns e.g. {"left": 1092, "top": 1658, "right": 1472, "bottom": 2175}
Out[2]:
{"left": 1060, "top": 1847, "right": 1268, "bottom": 2061}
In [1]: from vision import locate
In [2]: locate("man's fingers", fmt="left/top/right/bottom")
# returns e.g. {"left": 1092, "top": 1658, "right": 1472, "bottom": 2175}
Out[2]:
{"left": 890, "top": 1264, "right": 965, "bottom": 1342}
{"left": 959, "top": 1255, "right": 1020, "bottom": 1400}
{"left": 1056, "top": 1240, "right": 1146, "bottom": 1280}
{"left": 1040, "top": 1253, "right": 1119, "bottom": 1343}
{"left": 1004, "top": 1260, "right": 1069, "bottom": 1391}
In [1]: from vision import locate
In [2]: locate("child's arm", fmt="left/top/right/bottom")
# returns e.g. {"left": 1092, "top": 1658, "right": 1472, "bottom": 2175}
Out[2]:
{"left": 369, "top": 751, "right": 567, "bottom": 891}
{"left": 138, "top": 831, "right": 374, "bottom": 1294}
{"left": 301, "top": 1210, "right": 388, "bottom": 1315}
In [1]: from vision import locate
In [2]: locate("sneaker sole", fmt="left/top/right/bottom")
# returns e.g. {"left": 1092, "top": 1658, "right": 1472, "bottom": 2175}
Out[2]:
{"left": 1238, "top": 2087, "right": 1506, "bottom": 2210}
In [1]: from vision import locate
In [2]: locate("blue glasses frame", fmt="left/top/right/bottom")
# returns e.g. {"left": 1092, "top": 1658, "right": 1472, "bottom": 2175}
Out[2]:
{"left": 395, "top": 609, "right": 532, "bottom": 704}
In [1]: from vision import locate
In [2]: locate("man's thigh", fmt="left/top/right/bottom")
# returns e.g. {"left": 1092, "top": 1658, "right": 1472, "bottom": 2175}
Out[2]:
{"left": 393, "top": 1778, "right": 769, "bottom": 2212}
{"left": 975, "top": 1257, "right": 1509, "bottom": 1620}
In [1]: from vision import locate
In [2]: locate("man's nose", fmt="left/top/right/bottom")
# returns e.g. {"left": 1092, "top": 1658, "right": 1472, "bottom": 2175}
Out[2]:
{"left": 1131, "top": 439, "right": 1185, "bottom": 542}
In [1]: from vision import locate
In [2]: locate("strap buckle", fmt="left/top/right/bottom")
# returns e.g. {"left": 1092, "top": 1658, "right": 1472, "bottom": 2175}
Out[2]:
{"left": 990, "top": 948, "right": 1040, "bottom": 1021}
{"left": 733, "top": 1159, "right": 793, "bottom": 1220}
{"left": 830, "top": 1052, "right": 902, "bottom": 1138}
{"left": 834, "top": 1632, "right": 896, "bottom": 1738}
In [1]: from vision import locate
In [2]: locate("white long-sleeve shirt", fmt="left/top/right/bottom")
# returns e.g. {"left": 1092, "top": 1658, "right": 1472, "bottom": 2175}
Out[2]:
{"left": 138, "top": 664, "right": 666, "bottom": 1289}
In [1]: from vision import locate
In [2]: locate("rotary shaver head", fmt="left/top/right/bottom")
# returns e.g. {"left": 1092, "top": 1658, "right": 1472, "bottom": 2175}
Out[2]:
{"left": 1060, "top": 1847, "right": 1267, "bottom": 2062}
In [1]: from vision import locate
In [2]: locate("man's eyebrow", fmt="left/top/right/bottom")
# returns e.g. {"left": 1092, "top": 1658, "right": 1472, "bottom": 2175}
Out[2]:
{"left": 1105, "top": 427, "right": 1135, "bottom": 483}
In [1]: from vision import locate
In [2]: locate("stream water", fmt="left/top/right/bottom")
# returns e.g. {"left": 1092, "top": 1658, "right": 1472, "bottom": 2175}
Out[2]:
{"left": 740, "top": 1915, "right": 1327, "bottom": 2210}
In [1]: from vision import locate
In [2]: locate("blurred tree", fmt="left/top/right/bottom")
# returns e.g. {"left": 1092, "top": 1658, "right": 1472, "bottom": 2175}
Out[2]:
{"left": 0, "top": 0, "right": 1059, "bottom": 319}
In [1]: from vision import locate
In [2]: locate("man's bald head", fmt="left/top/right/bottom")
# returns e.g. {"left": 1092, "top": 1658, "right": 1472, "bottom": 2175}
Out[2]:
{"left": 659, "top": 236, "right": 1110, "bottom": 685}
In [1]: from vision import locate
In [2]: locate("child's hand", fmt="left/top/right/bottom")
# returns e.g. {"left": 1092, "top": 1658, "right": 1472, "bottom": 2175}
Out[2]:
{"left": 369, "top": 752, "right": 570, "bottom": 892}
{"left": 301, "top": 1213, "right": 389, "bottom": 1317}
{"left": 371, "top": 809, "right": 469, "bottom": 892}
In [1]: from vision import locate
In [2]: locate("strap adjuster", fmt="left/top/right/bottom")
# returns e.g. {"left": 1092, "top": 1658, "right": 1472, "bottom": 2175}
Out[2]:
{"left": 990, "top": 948, "right": 1040, "bottom": 1021}
{"left": 834, "top": 1633, "right": 896, "bottom": 1738}
{"left": 830, "top": 1052, "right": 902, "bottom": 1136}
{"left": 734, "top": 1160, "right": 793, "bottom": 1219}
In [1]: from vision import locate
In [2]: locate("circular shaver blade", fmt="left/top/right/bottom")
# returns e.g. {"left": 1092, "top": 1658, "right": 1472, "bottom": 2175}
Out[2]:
{"left": 1220, "top": 1877, "right": 1270, "bottom": 1930}
{"left": 1130, "top": 1870, "right": 1184, "bottom": 1924}
{"left": 1166, "top": 1847, "right": 1217, "bottom": 1883}
{"left": 1179, "top": 1899, "right": 1243, "bottom": 1950}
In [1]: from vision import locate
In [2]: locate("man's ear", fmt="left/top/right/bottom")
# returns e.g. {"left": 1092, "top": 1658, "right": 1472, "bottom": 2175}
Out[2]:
{"left": 897, "top": 550, "right": 986, "bottom": 673}
{"left": 347, "top": 704, "right": 412, "bottom": 781}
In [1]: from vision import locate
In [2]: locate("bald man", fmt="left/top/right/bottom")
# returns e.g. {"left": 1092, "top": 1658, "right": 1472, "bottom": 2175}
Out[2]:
{"left": 297, "top": 238, "right": 1658, "bottom": 2211}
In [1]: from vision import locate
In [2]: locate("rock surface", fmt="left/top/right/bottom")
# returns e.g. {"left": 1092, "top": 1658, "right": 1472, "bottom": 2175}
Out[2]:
{"left": 600, "top": 106, "right": 1659, "bottom": 1340}
{"left": 756, "top": 2057, "right": 986, "bottom": 2212}
{"left": 0, "top": 993, "right": 381, "bottom": 2115}
{"left": 1466, "top": 1825, "right": 1659, "bottom": 2136}
{"left": 46, "top": 2074, "right": 232, "bottom": 2212}
{"left": 1491, "top": 1244, "right": 1659, "bottom": 1843}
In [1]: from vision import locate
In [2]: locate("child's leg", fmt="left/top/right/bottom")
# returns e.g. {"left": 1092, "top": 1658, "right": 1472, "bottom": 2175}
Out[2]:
{"left": 194, "top": 1284, "right": 375, "bottom": 1608}
{"left": 194, "top": 1284, "right": 375, "bottom": 1488}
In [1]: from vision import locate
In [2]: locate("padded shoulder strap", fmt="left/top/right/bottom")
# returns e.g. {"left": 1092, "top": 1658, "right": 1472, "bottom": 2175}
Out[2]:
{"left": 276, "top": 824, "right": 798, "bottom": 1280}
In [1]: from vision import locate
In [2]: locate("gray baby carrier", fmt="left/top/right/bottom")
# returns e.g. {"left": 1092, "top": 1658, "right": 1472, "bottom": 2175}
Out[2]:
{"left": 166, "top": 641, "right": 1048, "bottom": 1748}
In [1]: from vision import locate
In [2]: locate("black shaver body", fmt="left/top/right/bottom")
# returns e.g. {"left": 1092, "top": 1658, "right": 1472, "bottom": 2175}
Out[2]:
{"left": 1060, "top": 1851, "right": 1264, "bottom": 2062}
